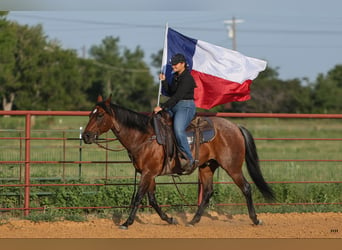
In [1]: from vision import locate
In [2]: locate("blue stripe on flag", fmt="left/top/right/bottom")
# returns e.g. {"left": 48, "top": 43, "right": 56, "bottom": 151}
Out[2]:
{"left": 167, "top": 28, "right": 197, "bottom": 70}
{"left": 162, "top": 28, "right": 198, "bottom": 89}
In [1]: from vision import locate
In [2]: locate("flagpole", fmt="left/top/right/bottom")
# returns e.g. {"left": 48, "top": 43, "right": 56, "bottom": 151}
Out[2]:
{"left": 157, "top": 23, "right": 168, "bottom": 106}
{"left": 157, "top": 79, "right": 162, "bottom": 107}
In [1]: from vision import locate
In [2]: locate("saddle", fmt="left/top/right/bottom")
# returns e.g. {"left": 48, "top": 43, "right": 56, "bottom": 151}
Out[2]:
{"left": 152, "top": 111, "right": 215, "bottom": 175}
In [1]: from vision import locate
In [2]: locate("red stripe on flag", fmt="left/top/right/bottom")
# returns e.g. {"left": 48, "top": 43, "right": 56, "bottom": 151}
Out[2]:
{"left": 191, "top": 70, "right": 252, "bottom": 109}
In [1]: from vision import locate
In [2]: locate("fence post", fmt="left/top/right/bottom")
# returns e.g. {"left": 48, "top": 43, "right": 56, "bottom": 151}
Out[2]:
{"left": 63, "top": 131, "right": 66, "bottom": 181}
{"left": 79, "top": 127, "right": 83, "bottom": 180}
{"left": 19, "top": 131, "right": 23, "bottom": 182}
{"left": 24, "top": 113, "right": 31, "bottom": 216}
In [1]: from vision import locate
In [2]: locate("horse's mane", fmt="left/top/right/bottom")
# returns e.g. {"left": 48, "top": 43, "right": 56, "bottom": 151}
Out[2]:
{"left": 97, "top": 101, "right": 152, "bottom": 133}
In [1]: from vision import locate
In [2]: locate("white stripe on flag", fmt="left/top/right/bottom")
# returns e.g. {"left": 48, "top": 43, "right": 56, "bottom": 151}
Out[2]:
{"left": 193, "top": 40, "right": 267, "bottom": 84}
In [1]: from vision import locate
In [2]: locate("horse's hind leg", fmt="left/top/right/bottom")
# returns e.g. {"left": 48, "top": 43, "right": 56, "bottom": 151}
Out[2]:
{"left": 231, "top": 172, "right": 260, "bottom": 225}
{"left": 189, "top": 164, "right": 216, "bottom": 226}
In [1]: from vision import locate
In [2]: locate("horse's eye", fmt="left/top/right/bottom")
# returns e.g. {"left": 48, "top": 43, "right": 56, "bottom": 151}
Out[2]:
{"left": 97, "top": 113, "right": 104, "bottom": 118}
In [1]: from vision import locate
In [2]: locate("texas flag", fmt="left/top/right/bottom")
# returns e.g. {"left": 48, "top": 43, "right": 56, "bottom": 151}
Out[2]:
{"left": 161, "top": 27, "right": 267, "bottom": 110}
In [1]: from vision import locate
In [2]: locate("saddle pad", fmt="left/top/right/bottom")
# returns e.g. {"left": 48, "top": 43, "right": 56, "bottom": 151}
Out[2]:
{"left": 186, "top": 128, "right": 215, "bottom": 145}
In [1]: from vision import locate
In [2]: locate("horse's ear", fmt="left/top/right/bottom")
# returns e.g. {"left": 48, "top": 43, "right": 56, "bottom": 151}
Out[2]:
{"left": 105, "top": 94, "right": 112, "bottom": 106}
{"left": 97, "top": 95, "right": 103, "bottom": 102}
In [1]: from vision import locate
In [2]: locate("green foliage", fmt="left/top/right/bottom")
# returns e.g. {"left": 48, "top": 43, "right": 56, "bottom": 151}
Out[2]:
{"left": 0, "top": 215, "right": 10, "bottom": 225}
{"left": 2, "top": 17, "right": 342, "bottom": 113}
{"left": 64, "top": 214, "right": 88, "bottom": 222}
{"left": 0, "top": 186, "right": 22, "bottom": 214}
{"left": 2, "top": 179, "right": 340, "bottom": 220}
{"left": 25, "top": 208, "right": 62, "bottom": 223}
{"left": 230, "top": 64, "right": 342, "bottom": 114}
{"left": 312, "top": 65, "right": 342, "bottom": 113}
{"left": 1, "top": 19, "right": 156, "bottom": 112}
{"left": 88, "top": 36, "right": 156, "bottom": 111}
{"left": 0, "top": 11, "right": 9, "bottom": 17}
{"left": 229, "top": 67, "right": 314, "bottom": 113}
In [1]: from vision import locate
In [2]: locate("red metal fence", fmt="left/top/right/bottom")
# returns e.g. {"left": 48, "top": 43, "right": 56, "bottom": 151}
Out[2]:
{"left": 1, "top": 110, "right": 342, "bottom": 216}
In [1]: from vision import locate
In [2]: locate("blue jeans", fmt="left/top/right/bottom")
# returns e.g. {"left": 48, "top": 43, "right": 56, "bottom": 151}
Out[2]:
{"left": 169, "top": 100, "right": 196, "bottom": 163}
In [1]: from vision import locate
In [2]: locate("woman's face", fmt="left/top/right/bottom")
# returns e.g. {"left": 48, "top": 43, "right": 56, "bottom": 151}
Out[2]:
{"left": 171, "top": 62, "right": 186, "bottom": 74}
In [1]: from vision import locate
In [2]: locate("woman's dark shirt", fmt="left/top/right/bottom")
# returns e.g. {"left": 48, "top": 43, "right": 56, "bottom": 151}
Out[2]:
{"left": 160, "top": 69, "right": 196, "bottom": 109}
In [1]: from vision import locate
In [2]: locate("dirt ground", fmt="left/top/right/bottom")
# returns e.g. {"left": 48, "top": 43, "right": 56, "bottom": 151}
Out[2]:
{"left": 1, "top": 212, "right": 341, "bottom": 239}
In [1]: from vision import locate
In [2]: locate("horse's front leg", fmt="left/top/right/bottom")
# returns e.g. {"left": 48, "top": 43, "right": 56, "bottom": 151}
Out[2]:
{"left": 118, "top": 177, "right": 150, "bottom": 230}
{"left": 147, "top": 179, "right": 178, "bottom": 225}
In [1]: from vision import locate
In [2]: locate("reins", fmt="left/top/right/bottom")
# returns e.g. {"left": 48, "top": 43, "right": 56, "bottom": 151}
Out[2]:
{"left": 171, "top": 176, "right": 192, "bottom": 207}
{"left": 95, "top": 138, "right": 126, "bottom": 152}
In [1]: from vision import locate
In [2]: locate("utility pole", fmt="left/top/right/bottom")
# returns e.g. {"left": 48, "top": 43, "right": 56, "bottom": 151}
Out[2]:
{"left": 224, "top": 17, "right": 244, "bottom": 50}
{"left": 81, "top": 45, "right": 87, "bottom": 58}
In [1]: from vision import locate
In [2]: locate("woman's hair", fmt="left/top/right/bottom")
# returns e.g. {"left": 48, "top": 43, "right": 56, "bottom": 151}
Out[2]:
{"left": 170, "top": 53, "right": 186, "bottom": 65}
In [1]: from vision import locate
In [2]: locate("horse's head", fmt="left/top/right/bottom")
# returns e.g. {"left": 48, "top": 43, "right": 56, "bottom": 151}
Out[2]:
{"left": 82, "top": 95, "right": 116, "bottom": 144}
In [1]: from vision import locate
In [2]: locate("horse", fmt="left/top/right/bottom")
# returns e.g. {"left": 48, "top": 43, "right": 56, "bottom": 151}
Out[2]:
{"left": 82, "top": 95, "right": 275, "bottom": 230}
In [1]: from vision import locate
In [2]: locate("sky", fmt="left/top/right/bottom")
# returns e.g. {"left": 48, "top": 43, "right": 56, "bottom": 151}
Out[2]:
{"left": 3, "top": 0, "right": 342, "bottom": 82}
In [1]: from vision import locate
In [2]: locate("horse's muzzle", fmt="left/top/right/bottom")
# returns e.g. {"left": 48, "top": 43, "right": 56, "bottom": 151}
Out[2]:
{"left": 82, "top": 131, "right": 97, "bottom": 144}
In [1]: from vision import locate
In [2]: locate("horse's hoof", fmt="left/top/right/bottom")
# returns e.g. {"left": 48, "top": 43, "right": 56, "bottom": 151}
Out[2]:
{"left": 253, "top": 219, "right": 263, "bottom": 226}
{"left": 119, "top": 225, "right": 128, "bottom": 230}
{"left": 186, "top": 223, "right": 194, "bottom": 227}
{"left": 170, "top": 217, "right": 178, "bottom": 225}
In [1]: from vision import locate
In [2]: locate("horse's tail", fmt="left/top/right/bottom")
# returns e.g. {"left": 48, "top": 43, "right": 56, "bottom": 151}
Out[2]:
{"left": 238, "top": 125, "right": 275, "bottom": 201}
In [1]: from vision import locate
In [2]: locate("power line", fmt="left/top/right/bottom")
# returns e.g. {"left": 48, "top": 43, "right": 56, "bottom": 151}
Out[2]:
{"left": 91, "top": 60, "right": 150, "bottom": 73}
{"left": 10, "top": 13, "right": 164, "bottom": 28}
{"left": 10, "top": 13, "right": 342, "bottom": 36}
{"left": 240, "top": 29, "right": 342, "bottom": 36}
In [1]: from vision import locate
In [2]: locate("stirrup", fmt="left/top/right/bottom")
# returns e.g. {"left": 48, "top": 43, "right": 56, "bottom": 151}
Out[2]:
{"left": 179, "top": 158, "right": 191, "bottom": 170}
{"left": 179, "top": 159, "right": 196, "bottom": 175}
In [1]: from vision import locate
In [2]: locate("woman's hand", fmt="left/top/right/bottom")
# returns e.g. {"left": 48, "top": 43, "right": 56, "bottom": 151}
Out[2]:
{"left": 153, "top": 106, "right": 163, "bottom": 113}
{"left": 159, "top": 73, "right": 166, "bottom": 81}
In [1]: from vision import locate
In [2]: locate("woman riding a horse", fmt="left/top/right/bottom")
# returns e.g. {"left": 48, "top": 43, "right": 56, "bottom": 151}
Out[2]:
{"left": 82, "top": 95, "right": 274, "bottom": 230}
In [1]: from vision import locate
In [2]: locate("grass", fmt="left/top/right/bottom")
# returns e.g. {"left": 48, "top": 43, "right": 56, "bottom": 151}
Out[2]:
{"left": 1, "top": 115, "right": 342, "bottom": 217}
{"left": 1, "top": 115, "right": 341, "bottom": 181}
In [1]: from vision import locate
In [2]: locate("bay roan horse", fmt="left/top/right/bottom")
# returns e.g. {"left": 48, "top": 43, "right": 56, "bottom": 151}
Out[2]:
{"left": 82, "top": 95, "right": 275, "bottom": 230}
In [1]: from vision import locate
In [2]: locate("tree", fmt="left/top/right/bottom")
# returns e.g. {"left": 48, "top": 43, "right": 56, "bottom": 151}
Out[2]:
{"left": 0, "top": 21, "right": 48, "bottom": 110}
{"left": 88, "top": 36, "right": 156, "bottom": 111}
{"left": 20, "top": 47, "right": 94, "bottom": 110}
{"left": 231, "top": 67, "right": 313, "bottom": 113}
{"left": 0, "top": 17, "right": 18, "bottom": 111}
{"left": 0, "top": 18, "right": 94, "bottom": 111}
{"left": 0, "top": 11, "right": 9, "bottom": 18}
{"left": 151, "top": 49, "right": 163, "bottom": 69}
{"left": 312, "top": 65, "right": 342, "bottom": 113}
{"left": 1, "top": 18, "right": 156, "bottom": 112}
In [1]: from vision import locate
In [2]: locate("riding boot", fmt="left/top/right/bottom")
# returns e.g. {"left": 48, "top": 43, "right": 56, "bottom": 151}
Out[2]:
{"left": 179, "top": 157, "right": 193, "bottom": 174}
